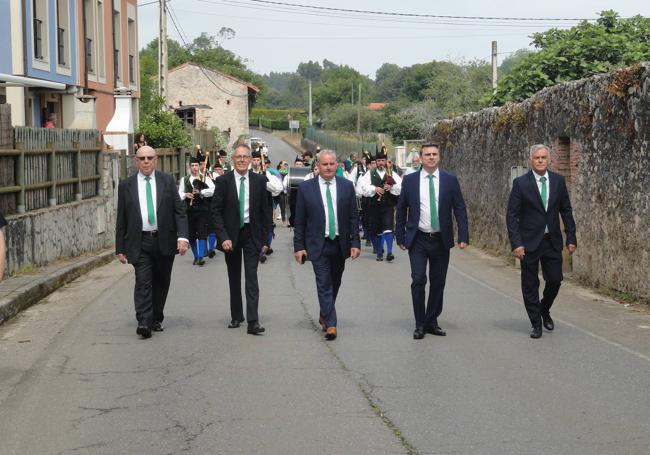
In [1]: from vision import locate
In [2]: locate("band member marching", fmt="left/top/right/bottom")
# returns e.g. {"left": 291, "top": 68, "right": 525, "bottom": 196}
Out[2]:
{"left": 250, "top": 149, "right": 283, "bottom": 263}
{"left": 179, "top": 156, "right": 215, "bottom": 265}
{"left": 358, "top": 148, "right": 402, "bottom": 262}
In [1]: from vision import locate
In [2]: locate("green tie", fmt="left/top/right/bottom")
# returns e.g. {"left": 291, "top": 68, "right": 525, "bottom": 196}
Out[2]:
{"left": 144, "top": 176, "right": 155, "bottom": 225}
{"left": 326, "top": 181, "right": 336, "bottom": 240}
{"left": 428, "top": 174, "right": 439, "bottom": 230}
{"left": 540, "top": 176, "right": 548, "bottom": 210}
{"left": 239, "top": 176, "right": 246, "bottom": 228}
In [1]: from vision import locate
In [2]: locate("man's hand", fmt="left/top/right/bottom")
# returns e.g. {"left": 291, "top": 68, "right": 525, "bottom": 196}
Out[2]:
{"left": 383, "top": 183, "right": 392, "bottom": 191}
{"left": 185, "top": 192, "right": 194, "bottom": 200}
{"left": 350, "top": 248, "right": 361, "bottom": 259}
{"left": 512, "top": 246, "right": 525, "bottom": 260}
{"left": 294, "top": 250, "right": 307, "bottom": 264}
{"left": 399, "top": 244, "right": 407, "bottom": 251}
{"left": 375, "top": 186, "right": 385, "bottom": 196}
{"left": 458, "top": 242, "right": 467, "bottom": 249}
{"left": 117, "top": 253, "right": 127, "bottom": 264}
{"left": 177, "top": 240, "right": 189, "bottom": 256}
{"left": 567, "top": 244, "right": 577, "bottom": 255}
{"left": 222, "top": 240, "right": 233, "bottom": 252}
{"left": 261, "top": 245, "right": 268, "bottom": 255}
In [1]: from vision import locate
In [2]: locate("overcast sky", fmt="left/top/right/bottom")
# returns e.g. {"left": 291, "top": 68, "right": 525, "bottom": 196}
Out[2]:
{"left": 137, "top": 0, "right": 650, "bottom": 78}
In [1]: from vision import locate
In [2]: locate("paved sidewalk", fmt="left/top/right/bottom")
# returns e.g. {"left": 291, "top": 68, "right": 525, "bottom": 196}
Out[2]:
{"left": 0, "top": 250, "right": 115, "bottom": 325}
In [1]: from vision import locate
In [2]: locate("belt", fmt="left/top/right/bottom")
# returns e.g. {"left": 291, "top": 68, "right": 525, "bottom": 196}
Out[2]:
{"left": 544, "top": 233, "right": 552, "bottom": 239}
{"left": 418, "top": 230, "right": 441, "bottom": 238}
{"left": 142, "top": 230, "right": 158, "bottom": 237}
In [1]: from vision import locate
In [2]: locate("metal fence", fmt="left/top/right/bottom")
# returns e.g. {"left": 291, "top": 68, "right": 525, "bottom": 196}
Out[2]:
{"left": 0, "top": 127, "right": 103, "bottom": 215}
{"left": 304, "top": 127, "right": 383, "bottom": 156}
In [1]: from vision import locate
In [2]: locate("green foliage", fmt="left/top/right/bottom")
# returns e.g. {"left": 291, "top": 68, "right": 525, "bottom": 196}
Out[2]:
{"left": 250, "top": 108, "right": 308, "bottom": 126}
{"left": 138, "top": 33, "right": 265, "bottom": 119}
{"left": 321, "top": 104, "right": 385, "bottom": 132}
{"left": 489, "top": 11, "right": 650, "bottom": 105}
{"left": 137, "top": 98, "right": 191, "bottom": 149}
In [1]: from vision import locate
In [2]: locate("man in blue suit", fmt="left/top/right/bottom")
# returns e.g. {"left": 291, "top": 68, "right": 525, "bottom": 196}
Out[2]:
{"left": 507, "top": 144, "right": 576, "bottom": 339}
{"left": 293, "top": 150, "right": 361, "bottom": 340}
{"left": 396, "top": 143, "right": 469, "bottom": 340}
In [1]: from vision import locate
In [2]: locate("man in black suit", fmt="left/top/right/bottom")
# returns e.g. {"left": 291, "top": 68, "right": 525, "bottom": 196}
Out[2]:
{"left": 116, "top": 146, "right": 189, "bottom": 339}
{"left": 211, "top": 144, "right": 272, "bottom": 335}
{"left": 293, "top": 150, "right": 361, "bottom": 340}
{"left": 507, "top": 144, "right": 577, "bottom": 339}
{"left": 396, "top": 143, "right": 469, "bottom": 340}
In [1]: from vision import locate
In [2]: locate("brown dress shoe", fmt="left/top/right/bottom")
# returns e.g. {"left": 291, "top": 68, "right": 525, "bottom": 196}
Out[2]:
{"left": 325, "top": 327, "right": 337, "bottom": 340}
{"left": 318, "top": 315, "right": 327, "bottom": 332}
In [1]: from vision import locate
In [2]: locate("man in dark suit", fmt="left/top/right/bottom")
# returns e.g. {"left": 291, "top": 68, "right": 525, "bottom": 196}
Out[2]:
{"left": 507, "top": 144, "right": 577, "bottom": 339}
{"left": 396, "top": 143, "right": 469, "bottom": 340}
{"left": 211, "top": 144, "right": 272, "bottom": 335}
{"left": 293, "top": 150, "right": 361, "bottom": 341}
{"left": 116, "top": 146, "right": 189, "bottom": 339}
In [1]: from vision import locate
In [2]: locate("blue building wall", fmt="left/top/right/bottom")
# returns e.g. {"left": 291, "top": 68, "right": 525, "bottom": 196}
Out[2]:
{"left": 24, "top": 0, "right": 78, "bottom": 85}
{"left": 0, "top": 0, "right": 13, "bottom": 74}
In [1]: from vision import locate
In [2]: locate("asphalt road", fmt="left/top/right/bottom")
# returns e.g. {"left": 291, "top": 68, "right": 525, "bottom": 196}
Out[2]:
{"left": 0, "top": 135, "right": 649, "bottom": 455}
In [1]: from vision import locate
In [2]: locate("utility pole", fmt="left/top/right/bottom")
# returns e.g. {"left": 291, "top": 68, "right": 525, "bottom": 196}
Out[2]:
{"left": 158, "top": 0, "right": 168, "bottom": 107}
{"left": 356, "top": 83, "right": 361, "bottom": 135}
{"left": 491, "top": 40, "right": 498, "bottom": 92}
{"left": 308, "top": 79, "right": 313, "bottom": 126}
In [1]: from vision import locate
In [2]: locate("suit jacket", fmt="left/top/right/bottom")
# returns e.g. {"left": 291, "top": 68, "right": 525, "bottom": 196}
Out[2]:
{"left": 506, "top": 170, "right": 576, "bottom": 253}
{"left": 115, "top": 171, "right": 188, "bottom": 264}
{"left": 211, "top": 170, "right": 272, "bottom": 252}
{"left": 395, "top": 169, "right": 469, "bottom": 250}
{"left": 293, "top": 176, "right": 361, "bottom": 261}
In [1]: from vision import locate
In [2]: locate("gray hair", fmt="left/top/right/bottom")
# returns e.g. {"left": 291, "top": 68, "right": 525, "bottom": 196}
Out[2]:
{"left": 234, "top": 143, "right": 251, "bottom": 156}
{"left": 316, "top": 149, "right": 337, "bottom": 163}
{"left": 529, "top": 144, "right": 550, "bottom": 158}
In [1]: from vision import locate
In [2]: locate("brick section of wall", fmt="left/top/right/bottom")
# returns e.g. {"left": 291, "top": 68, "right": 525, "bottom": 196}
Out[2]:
{"left": 427, "top": 64, "right": 650, "bottom": 300}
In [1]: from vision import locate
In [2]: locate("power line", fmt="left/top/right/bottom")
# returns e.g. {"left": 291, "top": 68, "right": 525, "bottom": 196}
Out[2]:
{"left": 166, "top": 3, "right": 250, "bottom": 98}
{"left": 241, "top": 0, "right": 599, "bottom": 21}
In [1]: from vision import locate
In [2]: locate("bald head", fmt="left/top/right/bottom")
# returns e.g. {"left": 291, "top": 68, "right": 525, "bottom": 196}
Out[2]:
{"left": 136, "top": 145, "right": 156, "bottom": 157}
{"left": 134, "top": 145, "right": 157, "bottom": 176}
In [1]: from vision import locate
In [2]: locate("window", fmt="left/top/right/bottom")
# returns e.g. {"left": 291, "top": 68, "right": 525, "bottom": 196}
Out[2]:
{"left": 127, "top": 16, "right": 136, "bottom": 84}
{"left": 55, "top": 0, "right": 70, "bottom": 67}
{"left": 83, "top": 0, "right": 95, "bottom": 73}
{"left": 96, "top": 0, "right": 105, "bottom": 78}
{"left": 113, "top": 7, "right": 121, "bottom": 85}
{"left": 32, "top": 0, "right": 48, "bottom": 61}
{"left": 176, "top": 108, "right": 196, "bottom": 127}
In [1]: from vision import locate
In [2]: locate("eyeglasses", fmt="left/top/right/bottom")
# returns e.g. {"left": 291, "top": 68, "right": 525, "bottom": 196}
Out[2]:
{"left": 137, "top": 156, "right": 156, "bottom": 161}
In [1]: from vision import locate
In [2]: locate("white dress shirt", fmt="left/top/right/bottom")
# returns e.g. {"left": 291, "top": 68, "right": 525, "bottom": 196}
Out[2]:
{"left": 138, "top": 171, "right": 158, "bottom": 231}
{"left": 357, "top": 168, "right": 403, "bottom": 197}
{"left": 177, "top": 173, "right": 215, "bottom": 200}
{"left": 418, "top": 169, "right": 440, "bottom": 233}
{"left": 533, "top": 170, "right": 550, "bottom": 233}
{"left": 318, "top": 176, "right": 339, "bottom": 237}
{"left": 233, "top": 170, "right": 251, "bottom": 224}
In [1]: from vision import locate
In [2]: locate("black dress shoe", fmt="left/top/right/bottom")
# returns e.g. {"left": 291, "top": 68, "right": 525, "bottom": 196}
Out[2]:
{"left": 208, "top": 250, "right": 216, "bottom": 258}
{"left": 136, "top": 325, "right": 152, "bottom": 339}
{"left": 266, "top": 248, "right": 274, "bottom": 255}
{"left": 413, "top": 327, "right": 425, "bottom": 340}
{"left": 376, "top": 255, "right": 384, "bottom": 262}
{"left": 530, "top": 326, "right": 543, "bottom": 339}
{"left": 152, "top": 321, "right": 164, "bottom": 332}
{"left": 197, "top": 258, "right": 205, "bottom": 266}
{"left": 259, "top": 255, "right": 267, "bottom": 263}
{"left": 192, "top": 258, "right": 198, "bottom": 265}
{"left": 542, "top": 314, "right": 554, "bottom": 331}
{"left": 247, "top": 322, "right": 266, "bottom": 335}
{"left": 228, "top": 319, "right": 244, "bottom": 329}
{"left": 386, "top": 253, "right": 395, "bottom": 262}
{"left": 425, "top": 326, "right": 446, "bottom": 336}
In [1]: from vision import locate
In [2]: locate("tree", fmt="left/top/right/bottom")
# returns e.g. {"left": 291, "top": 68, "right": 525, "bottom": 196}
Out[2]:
{"left": 489, "top": 11, "right": 650, "bottom": 105}
{"left": 374, "top": 63, "right": 403, "bottom": 102}
{"left": 297, "top": 60, "right": 323, "bottom": 81}
{"left": 137, "top": 98, "right": 192, "bottom": 149}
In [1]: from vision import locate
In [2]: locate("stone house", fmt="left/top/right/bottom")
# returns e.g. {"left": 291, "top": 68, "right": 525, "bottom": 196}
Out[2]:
{"left": 166, "top": 63, "right": 259, "bottom": 146}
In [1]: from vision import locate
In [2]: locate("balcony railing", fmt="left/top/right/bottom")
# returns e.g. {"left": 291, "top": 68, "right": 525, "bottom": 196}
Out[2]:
{"left": 113, "top": 49, "right": 120, "bottom": 85}
{"left": 33, "top": 18, "right": 43, "bottom": 59}
{"left": 57, "top": 27, "right": 66, "bottom": 66}
{"left": 85, "top": 38, "right": 94, "bottom": 73}
{"left": 128, "top": 54, "right": 135, "bottom": 84}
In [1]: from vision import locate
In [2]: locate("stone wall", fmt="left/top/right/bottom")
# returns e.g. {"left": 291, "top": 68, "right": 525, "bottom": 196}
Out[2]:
{"left": 427, "top": 63, "right": 650, "bottom": 300}
{"left": 3, "top": 152, "right": 120, "bottom": 276}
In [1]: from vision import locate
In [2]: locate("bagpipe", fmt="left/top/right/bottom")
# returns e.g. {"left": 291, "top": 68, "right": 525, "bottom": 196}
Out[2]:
{"left": 190, "top": 151, "right": 210, "bottom": 207}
